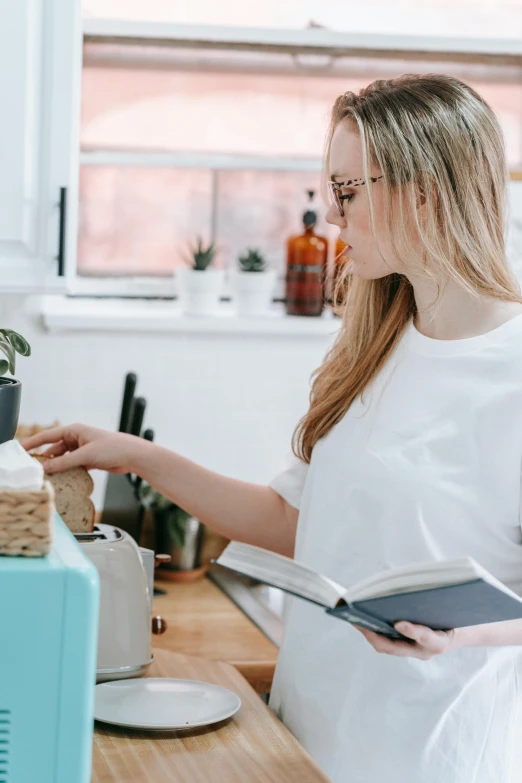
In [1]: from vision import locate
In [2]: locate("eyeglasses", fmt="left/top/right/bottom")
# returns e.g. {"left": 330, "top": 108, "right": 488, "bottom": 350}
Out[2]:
{"left": 328, "top": 174, "right": 384, "bottom": 217}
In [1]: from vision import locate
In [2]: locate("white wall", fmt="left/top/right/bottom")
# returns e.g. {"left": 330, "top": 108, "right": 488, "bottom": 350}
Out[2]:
{"left": 5, "top": 296, "right": 335, "bottom": 508}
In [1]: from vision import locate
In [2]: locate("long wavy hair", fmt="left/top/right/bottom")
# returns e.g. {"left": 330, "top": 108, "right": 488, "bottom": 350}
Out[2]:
{"left": 294, "top": 73, "right": 522, "bottom": 463}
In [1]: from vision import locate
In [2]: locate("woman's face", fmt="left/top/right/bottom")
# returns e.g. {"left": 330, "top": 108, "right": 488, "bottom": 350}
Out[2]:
{"left": 325, "top": 122, "right": 402, "bottom": 280}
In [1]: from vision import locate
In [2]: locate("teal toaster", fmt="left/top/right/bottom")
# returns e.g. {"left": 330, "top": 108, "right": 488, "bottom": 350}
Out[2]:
{"left": 0, "top": 513, "right": 99, "bottom": 783}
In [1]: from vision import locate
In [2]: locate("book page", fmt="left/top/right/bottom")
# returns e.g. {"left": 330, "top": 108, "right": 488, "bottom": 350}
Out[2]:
{"left": 345, "top": 558, "right": 482, "bottom": 603}
{"left": 216, "top": 542, "right": 346, "bottom": 608}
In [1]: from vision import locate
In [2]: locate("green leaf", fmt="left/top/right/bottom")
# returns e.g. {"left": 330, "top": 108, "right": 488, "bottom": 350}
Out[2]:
{"left": 0, "top": 338, "right": 16, "bottom": 375}
{"left": 188, "top": 236, "right": 216, "bottom": 270}
{"left": 2, "top": 330, "right": 31, "bottom": 357}
{"left": 0, "top": 360, "right": 8, "bottom": 376}
{"left": 166, "top": 508, "right": 189, "bottom": 549}
{"left": 238, "top": 247, "right": 266, "bottom": 272}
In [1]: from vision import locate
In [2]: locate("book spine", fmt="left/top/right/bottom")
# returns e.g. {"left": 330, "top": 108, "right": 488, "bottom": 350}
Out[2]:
{"left": 326, "top": 603, "right": 408, "bottom": 640}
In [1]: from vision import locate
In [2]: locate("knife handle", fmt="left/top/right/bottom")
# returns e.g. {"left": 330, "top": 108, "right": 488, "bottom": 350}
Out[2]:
{"left": 119, "top": 372, "right": 137, "bottom": 433}
{"left": 129, "top": 397, "right": 146, "bottom": 438}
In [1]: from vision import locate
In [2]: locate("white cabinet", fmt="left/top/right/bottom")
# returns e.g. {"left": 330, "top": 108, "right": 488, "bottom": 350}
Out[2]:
{"left": 0, "top": 0, "right": 81, "bottom": 292}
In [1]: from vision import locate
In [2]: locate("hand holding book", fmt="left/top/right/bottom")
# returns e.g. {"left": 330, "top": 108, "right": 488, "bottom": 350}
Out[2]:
{"left": 353, "top": 619, "right": 458, "bottom": 660}
{"left": 214, "top": 542, "right": 522, "bottom": 652}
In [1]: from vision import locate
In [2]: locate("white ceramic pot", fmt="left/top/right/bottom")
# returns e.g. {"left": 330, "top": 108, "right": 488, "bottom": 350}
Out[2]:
{"left": 233, "top": 270, "right": 276, "bottom": 316}
{"left": 178, "top": 268, "right": 225, "bottom": 316}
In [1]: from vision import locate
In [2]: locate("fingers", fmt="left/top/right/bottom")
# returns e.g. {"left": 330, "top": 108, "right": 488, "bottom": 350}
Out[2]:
{"left": 21, "top": 427, "right": 69, "bottom": 452}
{"left": 356, "top": 627, "right": 422, "bottom": 658}
{"left": 394, "top": 622, "right": 454, "bottom": 657}
{"left": 395, "top": 621, "right": 432, "bottom": 644}
{"left": 40, "top": 449, "right": 89, "bottom": 474}
{"left": 41, "top": 441, "right": 68, "bottom": 458}
{"left": 355, "top": 621, "right": 453, "bottom": 660}
{"left": 394, "top": 621, "right": 450, "bottom": 650}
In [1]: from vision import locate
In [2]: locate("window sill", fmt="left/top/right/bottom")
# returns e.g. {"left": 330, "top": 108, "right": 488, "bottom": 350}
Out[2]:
{"left": 40, "top": 296, "right": 341, "bottom": 337}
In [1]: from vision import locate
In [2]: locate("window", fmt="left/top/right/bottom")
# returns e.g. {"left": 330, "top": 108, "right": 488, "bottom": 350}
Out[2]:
{"left": 75, "top": 8, "right": 522, "bottom": 295}
{"left": 78, "top": 166, "right": 213, "bottom": 277}
{"left": 82, "top": 0, "right": 522, "bottom": 39}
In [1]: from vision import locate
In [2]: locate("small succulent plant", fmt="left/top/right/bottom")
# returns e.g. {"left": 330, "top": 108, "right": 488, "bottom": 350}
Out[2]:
{"left": 0, "top": 330, "right": 31, "bottom": 377}
{"left": 186, "top": 237, "right": 216, "bottom": 271}
{"left": 238, "top": 248, "right": 266, "bottom": 273}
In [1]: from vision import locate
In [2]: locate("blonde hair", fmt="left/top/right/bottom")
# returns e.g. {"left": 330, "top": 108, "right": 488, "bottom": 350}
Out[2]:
{"left": 294, "top": 73, "right": 522, "bottom": 463}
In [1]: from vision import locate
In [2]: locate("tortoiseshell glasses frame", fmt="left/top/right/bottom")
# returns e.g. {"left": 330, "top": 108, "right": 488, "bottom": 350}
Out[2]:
{"left": 328, "top": 174, "right": 384, "bottom": 217}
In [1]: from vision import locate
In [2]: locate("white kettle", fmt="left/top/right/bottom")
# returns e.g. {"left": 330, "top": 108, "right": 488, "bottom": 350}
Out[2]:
{"left": 77, "top": 524, "right": 154, "bottom": 682}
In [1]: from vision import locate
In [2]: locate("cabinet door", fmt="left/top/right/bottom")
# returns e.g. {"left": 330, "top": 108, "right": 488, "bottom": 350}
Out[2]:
{"left": 0, "top": 0, "right": 81, "bottom": 292}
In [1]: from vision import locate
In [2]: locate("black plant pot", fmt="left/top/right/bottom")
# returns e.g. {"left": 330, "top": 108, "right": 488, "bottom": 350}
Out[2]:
{"left": 0, "top": 378, "right": 21, "bottom": 444}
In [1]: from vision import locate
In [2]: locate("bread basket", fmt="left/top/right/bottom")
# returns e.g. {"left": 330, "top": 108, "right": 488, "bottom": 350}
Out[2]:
{"left": 0, "top": 481, "right": 55, "bottom": 556}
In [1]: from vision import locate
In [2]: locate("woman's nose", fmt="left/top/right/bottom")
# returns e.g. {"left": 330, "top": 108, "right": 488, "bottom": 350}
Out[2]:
{"left": 325, "top": 203, "right": 346, "bottom": 228}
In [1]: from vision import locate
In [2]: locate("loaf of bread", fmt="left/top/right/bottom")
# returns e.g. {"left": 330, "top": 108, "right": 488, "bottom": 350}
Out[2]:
{"left": 32, "top": 455, "right": 95, "bottom": 533}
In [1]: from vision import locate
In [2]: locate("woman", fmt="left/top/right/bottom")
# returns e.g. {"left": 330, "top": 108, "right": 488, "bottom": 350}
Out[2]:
{"left": 24, "top": 74, "right": 522, "bottom": 782}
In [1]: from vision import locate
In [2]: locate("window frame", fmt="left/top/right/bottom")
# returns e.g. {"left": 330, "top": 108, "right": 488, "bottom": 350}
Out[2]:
{"left": 71, "top": 19, "right": 522, "bottom": 298}
{"left": 73, "top": 150, "right": 323, "bottom": 297}
{"left": 83, "top": 19, "right": 522, "bottom": 66}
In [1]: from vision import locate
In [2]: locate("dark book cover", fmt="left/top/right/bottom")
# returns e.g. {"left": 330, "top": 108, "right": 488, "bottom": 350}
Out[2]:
{"left": 326, "top": 603, "right": 407, "bottom": 639}
{"left": 328, "top": 578, "right": 522, "bottom": 635}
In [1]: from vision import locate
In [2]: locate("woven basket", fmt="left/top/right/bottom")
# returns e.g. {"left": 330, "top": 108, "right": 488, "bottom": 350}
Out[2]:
{"left": 0, "top": 482, "right": 55, "bottom": 557}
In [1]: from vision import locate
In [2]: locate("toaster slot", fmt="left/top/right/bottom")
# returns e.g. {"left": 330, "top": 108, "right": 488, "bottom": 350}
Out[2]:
{"left": 75, "top": 532, "right": 107, "bottom": 542}
{"left": 75, "top": 526, "right": 123, "bottom": 543}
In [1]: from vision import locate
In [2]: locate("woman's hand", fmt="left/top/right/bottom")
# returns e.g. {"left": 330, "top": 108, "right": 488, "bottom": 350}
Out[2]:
{"left": 21, "top": 423, "right": 146, "bottom": 475}
{"left": 356, "top": 621, "right": 458, "bottom": 660}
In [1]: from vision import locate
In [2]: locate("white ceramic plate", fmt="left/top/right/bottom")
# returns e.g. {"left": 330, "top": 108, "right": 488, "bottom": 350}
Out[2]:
{"left": 94, "top": 678, "right": 241, "bottom": 730}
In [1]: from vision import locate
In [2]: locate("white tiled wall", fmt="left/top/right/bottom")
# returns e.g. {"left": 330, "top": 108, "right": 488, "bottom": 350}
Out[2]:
{"left": 7, "top": 296, "right": 335, "bottom": 509}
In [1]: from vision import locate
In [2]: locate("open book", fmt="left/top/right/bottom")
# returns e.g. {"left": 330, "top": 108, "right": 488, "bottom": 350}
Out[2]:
{"left": 215, "top": 542, "right": 522, "bottom": 640}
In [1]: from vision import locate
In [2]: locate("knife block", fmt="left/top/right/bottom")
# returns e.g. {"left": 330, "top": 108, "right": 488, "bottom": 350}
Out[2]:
{"left": 100, "top": 474, "right": 144, "bottom": 543}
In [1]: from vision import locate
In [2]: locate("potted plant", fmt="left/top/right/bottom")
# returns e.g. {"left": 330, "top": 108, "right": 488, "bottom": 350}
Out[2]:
{"left": 0, "top": 329, "right": 31, "bottom": 444}
{"left": 233, "top": 248, "right": 276, "bottom": 316}
{"left": 178, "top": 237, "right": 224, "bottom": 316}
{"left": 139, "top": 482, "right": 206, "bottom": 581}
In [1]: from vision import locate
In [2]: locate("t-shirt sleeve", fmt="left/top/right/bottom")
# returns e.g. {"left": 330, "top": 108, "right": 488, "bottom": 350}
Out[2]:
{"left": 269, "top": 451, "right": 309, "bottom": 510}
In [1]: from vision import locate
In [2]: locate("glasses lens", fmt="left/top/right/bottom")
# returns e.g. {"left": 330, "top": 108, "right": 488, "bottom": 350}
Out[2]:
{"left": 329, "top": 182, "right": 344, "bottom": 216}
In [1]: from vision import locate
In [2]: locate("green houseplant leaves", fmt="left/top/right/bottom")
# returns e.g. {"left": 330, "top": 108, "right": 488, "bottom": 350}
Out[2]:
{"left": 186, "top": 237, "right": 216, "bottom": 271}
{"left": 0, "top": 329, "right": 31, "bottom": 377}
{"left": 238, "top": 248, "right": 266, "bottom": 272}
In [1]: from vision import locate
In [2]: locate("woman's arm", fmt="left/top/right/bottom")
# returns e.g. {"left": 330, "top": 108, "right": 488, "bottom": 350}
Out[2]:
{"left": 131, "top": 440, "right": 298, "bottom": 556}
{"left": 21, "top": 424, "right": 299, "bottom": 557}
{"left": 451, "top": 618, "right": 522, "bottom": 648}
{"left": 355, "top": 618, "right": 522, "bottom": 660}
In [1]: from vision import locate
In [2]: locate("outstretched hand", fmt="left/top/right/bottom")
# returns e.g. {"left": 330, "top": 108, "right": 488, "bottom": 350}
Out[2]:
{"left": 21, "top": 422, "right": 143, "bottom": 476}
{"left": 356, "top": 621, "right": 458, "bottom": 660}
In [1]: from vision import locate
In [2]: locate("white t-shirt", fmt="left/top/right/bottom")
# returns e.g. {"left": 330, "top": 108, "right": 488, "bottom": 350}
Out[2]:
{"left": 269, "top": 315, "right": 522, "bottom": 783}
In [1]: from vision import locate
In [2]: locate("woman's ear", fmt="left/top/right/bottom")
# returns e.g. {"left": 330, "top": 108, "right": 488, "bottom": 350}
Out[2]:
{"left": 417, "top": 178, "right": 438, "bottom": 222}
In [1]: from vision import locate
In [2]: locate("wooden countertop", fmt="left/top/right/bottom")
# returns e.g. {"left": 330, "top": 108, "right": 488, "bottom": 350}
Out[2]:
{"left": 152, "top": 574, "right": 278, "bottom": 693}
{"left": 92, "top": 648, "right": 331, "bottom": 783}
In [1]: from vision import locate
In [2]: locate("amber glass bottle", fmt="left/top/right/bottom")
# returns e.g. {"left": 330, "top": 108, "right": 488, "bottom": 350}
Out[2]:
{"left": 285, "top": 191, "right": 328, "bottom": 316}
